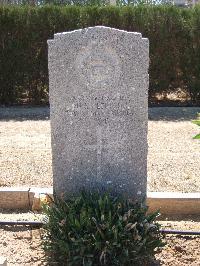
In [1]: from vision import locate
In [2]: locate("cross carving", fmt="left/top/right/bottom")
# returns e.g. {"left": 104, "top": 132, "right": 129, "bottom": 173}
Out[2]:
{"left": 84, "top": 126, "right": 103, "bottom": 180}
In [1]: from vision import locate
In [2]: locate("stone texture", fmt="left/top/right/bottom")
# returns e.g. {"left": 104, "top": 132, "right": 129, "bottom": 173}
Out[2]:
{"left": 48, "top": 26, "right": 149, "bottom": 200}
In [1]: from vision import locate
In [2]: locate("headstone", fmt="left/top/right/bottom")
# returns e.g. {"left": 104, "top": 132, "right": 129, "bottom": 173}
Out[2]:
{"left": 0, "top": 257, "right": 7, "bottom": 266}
{"left": 48, "top": 26, "right": 149, "bottom": 200}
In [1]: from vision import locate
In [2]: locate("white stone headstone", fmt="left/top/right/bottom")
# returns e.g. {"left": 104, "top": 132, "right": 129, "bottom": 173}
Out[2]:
{"left": 0, "top": 257, "right": 7, "bottom": 266}
{"left": 48, "top": 26, "right": 149, "bottom": 200}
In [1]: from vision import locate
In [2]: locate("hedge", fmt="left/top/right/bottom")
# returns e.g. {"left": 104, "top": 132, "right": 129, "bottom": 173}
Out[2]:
{"left": 0, "top": 5, "right": 200, "bottom": 105}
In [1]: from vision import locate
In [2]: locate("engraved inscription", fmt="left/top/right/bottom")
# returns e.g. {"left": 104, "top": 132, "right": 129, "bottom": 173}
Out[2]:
{"left": 75, "top": 42, "right": 121, "bottom": 88}
{"left": 65, "top": 94, "right": 134, "bottom": 124}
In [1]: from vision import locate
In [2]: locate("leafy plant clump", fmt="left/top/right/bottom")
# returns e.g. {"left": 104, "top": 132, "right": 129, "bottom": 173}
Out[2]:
{"left": 42, "top": 191, "right": 165, "bottom": 266}
{"left": 192, "top": 113, "right": 200, "bottom": 139}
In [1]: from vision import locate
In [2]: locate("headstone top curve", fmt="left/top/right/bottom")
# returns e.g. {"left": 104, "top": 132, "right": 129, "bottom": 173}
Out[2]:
{"left": 47, "top": 26, "right": 148, "bottom": 44}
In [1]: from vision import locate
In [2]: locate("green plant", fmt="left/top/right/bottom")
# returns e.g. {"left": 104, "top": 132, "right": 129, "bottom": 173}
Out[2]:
{"left": 1, "top": 5, "right": 200, "bottom": 105}
{"left": 192, "top": 113, "right": 200, "bottom": 139}
{"left": 42, "top": 191, "right": 165, "bottom": 266}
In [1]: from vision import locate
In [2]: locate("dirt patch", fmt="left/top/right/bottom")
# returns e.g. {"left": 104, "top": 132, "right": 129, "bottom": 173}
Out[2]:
{"left": 0, "top": 226, "right": 46, "bottom": 265}
{"left": 149, "top": 88, "right": 198, "bottom": 107}
{"left": 155, "top": 235, "right": 200, "bottom": 265}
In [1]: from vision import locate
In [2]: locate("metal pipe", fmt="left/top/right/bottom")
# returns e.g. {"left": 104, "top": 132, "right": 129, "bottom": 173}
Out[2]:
{"left": 160, "top": 229, "right": 200, "bottom": 235}
{"left": 0, "top": 221, "right": 200, "bottom": 235}
{"left": 0, "top": 220, "right": 43, "bottom": 226}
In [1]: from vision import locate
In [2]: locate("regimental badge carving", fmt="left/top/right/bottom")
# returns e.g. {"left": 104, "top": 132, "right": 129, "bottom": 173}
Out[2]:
{"left": 75, "top": 42, "right": 121, "bottom": 88}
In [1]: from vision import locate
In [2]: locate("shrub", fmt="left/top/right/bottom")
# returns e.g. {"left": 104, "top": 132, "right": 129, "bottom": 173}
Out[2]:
{"left": 42, "top": 191, "right": 165, "bottom": 265}
{"left": 0, "top": 5, "right": 200, "bottom": 105}
{"left": 192, "top": 113, "right": 200, "bottom": 139}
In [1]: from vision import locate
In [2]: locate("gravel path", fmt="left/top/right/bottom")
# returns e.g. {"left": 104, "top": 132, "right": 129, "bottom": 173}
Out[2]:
{"left": 0, "top": 107, "right": 199, "bottom": 192}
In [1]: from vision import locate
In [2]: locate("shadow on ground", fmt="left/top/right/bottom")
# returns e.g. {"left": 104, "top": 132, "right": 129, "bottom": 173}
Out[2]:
{"left": 149, "top": 107, "right": 200, "bottom": 121}
{"left": 0, "top": 106, "right": 200, "bottom": 122}
{"left": 157, "top": 214, "right": 200, "bottom": 222}
{"left": 0, "top": 107, "right": 50, "bottom": 121}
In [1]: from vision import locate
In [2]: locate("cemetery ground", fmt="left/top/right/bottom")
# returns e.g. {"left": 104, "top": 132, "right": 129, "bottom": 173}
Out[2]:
{"left": 0, "top": 212, "right": 200, "bottom": 265}
{"left": 0, "top": 106, "right": 199, "bottom": 192}
{"left": 0, "top": 106, "right": 200, "bottom": 265}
